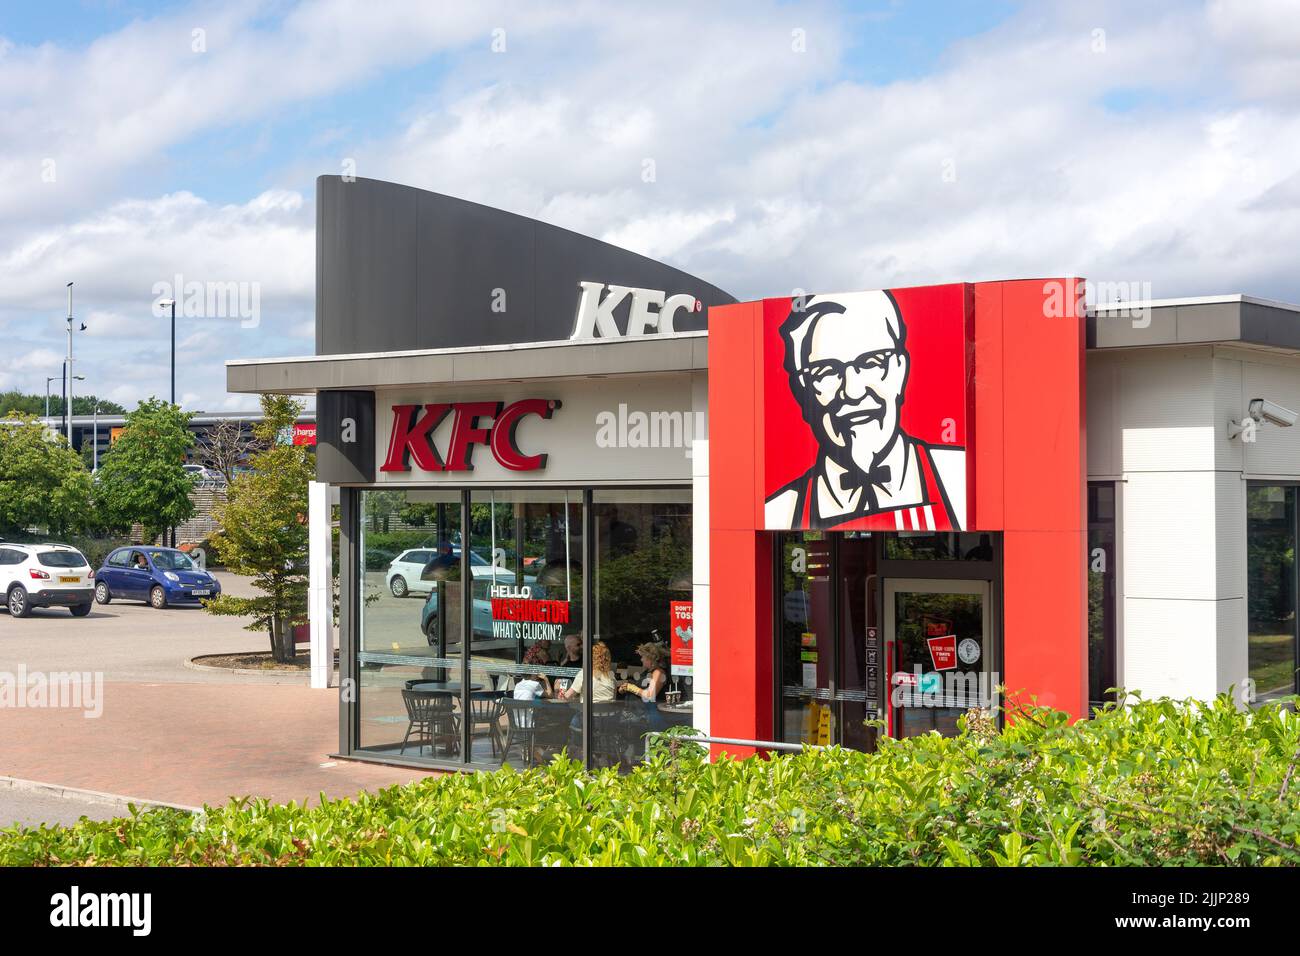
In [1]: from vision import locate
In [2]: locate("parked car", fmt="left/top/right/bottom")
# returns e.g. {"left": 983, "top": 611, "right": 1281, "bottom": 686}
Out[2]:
{"left": 421, "top": 579, "right": 496, "bottom": 643}
{"left": 0, "top": 543, "right": 95, "bottom": 617}
{"left": 94, "top": 546, "right": 222, "bottom": 608}
{"left": 384, "top": 547, "right": 501, "bottom": 598}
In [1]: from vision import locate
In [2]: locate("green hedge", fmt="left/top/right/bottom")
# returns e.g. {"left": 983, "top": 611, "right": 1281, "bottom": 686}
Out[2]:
{"left": 3, "top": 694, "right": 1297, "bottom": 866}
{"left": 0, "top": 532, "right": 130, "bottom": 569}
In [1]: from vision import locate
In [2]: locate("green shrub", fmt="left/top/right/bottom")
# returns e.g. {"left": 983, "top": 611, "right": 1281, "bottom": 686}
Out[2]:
{"left": 0, "top": 531, "right": 130, "bottom": 569}
{"left": 2, "top": 693, "right": 1297, "bottom": 866}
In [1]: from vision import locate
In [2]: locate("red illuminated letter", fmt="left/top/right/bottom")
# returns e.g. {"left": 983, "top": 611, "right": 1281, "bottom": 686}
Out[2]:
{"left": 380, "top": 403, "right": 451, "bottom": 472}
{"left": 444, "top": 402, "right": 503, "bottom": 471}
{"left": 491, "top": 399, "right": 559, "bottom": 470}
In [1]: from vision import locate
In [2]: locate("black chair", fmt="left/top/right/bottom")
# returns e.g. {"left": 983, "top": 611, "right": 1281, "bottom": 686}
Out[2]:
{"left": 500, "top": 697, "right": 539, "bottom": 766}
{"left": 399, "top": 690, "right": 460, "bottom": 757}
{"left": 467, "top": 691, "right": 506, "bottom": 758}
{"left": 532, "top": 702, "right": 579, "bottom": 766}
{"left": 591, "top": 702, "right": 629, "bottom": 768}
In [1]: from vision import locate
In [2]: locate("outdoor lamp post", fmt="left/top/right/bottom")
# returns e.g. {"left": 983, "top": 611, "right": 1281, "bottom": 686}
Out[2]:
{"left": 158, "top": 297, "right": 176, "bottom": 405}
{"left": 45, "top": 375, "right": 59, "bottom": 420}
{"left": 92, "top": 400, "right": 101, "bottom": 472}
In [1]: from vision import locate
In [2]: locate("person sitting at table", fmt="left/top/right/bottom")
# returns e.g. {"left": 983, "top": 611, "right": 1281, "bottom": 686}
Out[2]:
{"left": 549, "top": 634, "right": 582, "bottom": 693}
{"left": 513, "top": 643, "right": 553, "bottom": 701}
{"left": 620, "top": 642, "right": 670, "bottom": 703}
{"left": 559, "top": 641, "right": 617, "bottom": 702}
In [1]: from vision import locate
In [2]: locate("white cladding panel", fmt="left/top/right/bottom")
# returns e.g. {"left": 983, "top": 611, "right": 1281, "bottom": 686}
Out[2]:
{"left": 1116, "top": 351, "right": 1215, "bottom": 472}
{"left": 1121, "top": 597, "right": 1220, "bottom": 700}
{"left": 372, "top": 372, "right": 703, "bottom": 485}
{"left": 1122, "top": 471, "right": 1220, "bottom": 600}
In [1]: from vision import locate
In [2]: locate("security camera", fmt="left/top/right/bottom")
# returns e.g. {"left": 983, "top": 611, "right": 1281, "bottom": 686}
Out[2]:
{"left": 1229, "top": 397, "right": 1299, "bottom": 438}
{"left": 1248, "top": 398, "right": 1297, "bottom": 428}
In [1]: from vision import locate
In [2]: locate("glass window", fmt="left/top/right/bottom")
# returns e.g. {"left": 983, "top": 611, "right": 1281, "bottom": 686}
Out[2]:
{"left": 357, "top": 489, "right": 465, "bottom": 761}
{"left": 592, "top": 489, "right": 692, "bottom": 769}
{"left": 468, "top": 489, "right": 585, "bottom": 768}
{"left": 107, "top": 550, "right": 130, "bottom": 568}
{"left": 777, "top": 532, "right": 833, "bottom": 745}
{"left": 1087, "top": 482, "right": 1118, "bottom": 711}
{"left": 885, "top": 532, "right": 995, "bottom": 561}
{"left": 145, "top": 550, "right": 194, "bottom": 571}
{"left": 889, "top": 584, "right": 990, "bottom": 738}
{"left": 1247, "top": 485, "right": 1299, "bottom": 705}
{"left": 37, "top": 550, "right": 89, "bottom": 568}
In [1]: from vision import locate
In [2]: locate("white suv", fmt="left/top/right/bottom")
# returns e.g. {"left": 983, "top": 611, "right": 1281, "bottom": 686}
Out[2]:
{"left": 0, "top": 543, "right": 95, "bottom": 618}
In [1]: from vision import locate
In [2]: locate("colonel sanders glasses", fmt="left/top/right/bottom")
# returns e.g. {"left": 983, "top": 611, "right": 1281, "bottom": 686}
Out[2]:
{"left": 797, "top": 348, "right": 902, "bottom": 393}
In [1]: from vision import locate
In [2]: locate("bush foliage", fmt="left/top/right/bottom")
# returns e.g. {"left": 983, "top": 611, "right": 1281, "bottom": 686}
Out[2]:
{"left": 3, "top": 694, "right": 1297, "bottom": 866}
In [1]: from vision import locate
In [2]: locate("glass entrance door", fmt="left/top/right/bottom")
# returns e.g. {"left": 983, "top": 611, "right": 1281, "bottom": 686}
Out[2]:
{"left": 885, "top": 579, "right": 994, "bottom": 738}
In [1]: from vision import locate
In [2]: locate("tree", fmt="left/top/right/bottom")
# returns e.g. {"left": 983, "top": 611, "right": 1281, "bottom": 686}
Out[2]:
{"left": 194, "top": 418, "right": 260, "bottom": 485}
{"left": 0, "top": 413, "right": 93, "bottom": 536}
{"left": 0, "top": 391, "right": 125, "bottom": 417}
{"left": 204, "top": 395, "right": 313, "bottom": 662}
{"left": 94, "top": 398, "right": 195, "bottom": 541}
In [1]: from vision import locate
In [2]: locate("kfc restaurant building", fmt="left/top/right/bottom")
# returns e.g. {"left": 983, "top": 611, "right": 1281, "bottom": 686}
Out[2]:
{"left": 227, "top": 176, "right": 1300, "bottom": 770}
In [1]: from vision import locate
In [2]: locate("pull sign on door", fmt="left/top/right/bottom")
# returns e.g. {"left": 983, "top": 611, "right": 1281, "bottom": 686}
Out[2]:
{"left": 380, "top": 399, "right": 560, "bottom": 473}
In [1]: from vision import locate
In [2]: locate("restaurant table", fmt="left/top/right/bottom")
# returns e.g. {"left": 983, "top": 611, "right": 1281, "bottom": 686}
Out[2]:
{"left": 657, "top": 703, "right": 694, "bottom": 715}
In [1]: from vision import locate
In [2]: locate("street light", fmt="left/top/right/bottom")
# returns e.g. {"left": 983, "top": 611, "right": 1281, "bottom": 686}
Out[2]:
{"left": 45, "top": 376, "right": 59, "bottom": 420}
{"left": 60, "top": 369, "right": 84, "bottom": 440}
{"left": 92, "top": 400, "right": 102, "bottom": 472}
{"left": 157, "top": 296, "right": 178, "bottom": 549}
{"left": 157, "top": 298, "right": 176, "bottom": 405}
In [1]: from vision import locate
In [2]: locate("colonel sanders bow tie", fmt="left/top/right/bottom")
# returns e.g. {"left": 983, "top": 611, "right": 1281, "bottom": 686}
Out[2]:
{"left": 840, "top": 464, "right": 892, "bottom": 493}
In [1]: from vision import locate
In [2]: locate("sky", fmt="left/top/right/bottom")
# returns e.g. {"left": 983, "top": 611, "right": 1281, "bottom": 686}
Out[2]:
{"left": 1, "top": 0, "right": 1298, "bottom": 413}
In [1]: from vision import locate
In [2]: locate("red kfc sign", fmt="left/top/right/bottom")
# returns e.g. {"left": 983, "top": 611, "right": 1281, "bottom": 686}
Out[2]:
{"left": 380, "top": 399, "right": 560, "bottom": 473}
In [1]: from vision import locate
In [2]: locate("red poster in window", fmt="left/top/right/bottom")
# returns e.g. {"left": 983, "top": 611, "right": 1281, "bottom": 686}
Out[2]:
{"left": 761, "top": 284, "right": 974, "bottom": 532}
{"left": 927, "top": 634, "right": 958, "bottom": 671}
{"left": 670, "top": 601, "right": 693, "bottom": 676}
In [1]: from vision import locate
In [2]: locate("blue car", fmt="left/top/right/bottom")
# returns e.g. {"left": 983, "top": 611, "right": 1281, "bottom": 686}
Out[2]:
{"left": 93, "top": 546, "right": 222, "bottom": 609}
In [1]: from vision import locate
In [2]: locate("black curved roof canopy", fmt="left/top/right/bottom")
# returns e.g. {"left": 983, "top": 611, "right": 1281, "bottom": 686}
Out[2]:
{"left": 316, "top": 176, "right": 737, "bottom": 355}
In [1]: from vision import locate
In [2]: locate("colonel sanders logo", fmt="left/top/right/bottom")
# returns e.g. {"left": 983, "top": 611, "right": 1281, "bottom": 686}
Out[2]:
{"left": 764, "top": 290, "right": 966, "bottom": 531}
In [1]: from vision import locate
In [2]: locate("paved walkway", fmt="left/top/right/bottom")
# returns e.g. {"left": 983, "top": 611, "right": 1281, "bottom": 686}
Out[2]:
{"left": 0, "top": 682, "right": 436, "bottom": 810}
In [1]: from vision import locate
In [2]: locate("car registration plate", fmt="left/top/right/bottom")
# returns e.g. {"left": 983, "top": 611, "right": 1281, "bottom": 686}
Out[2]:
{"left": 191, "top": 588, "right": 211, "bottom": 596}
{"left": 59, "top": 576, "right": 80, "bottom": 584}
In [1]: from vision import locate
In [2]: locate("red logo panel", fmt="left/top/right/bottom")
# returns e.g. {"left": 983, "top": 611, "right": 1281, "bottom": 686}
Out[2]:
{"left": 761, "top": 284, "right": 973, "bottom": 531}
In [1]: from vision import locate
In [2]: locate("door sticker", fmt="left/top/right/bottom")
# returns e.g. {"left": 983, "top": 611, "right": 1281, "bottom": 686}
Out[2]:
{"left": 958, "top": 638, "right": 981, "bottom": 665}
{"left": 926, "top": 633, "right": 958, "bottom": 671}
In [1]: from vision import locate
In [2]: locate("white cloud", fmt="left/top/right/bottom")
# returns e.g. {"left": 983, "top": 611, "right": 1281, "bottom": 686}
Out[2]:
{"left": 2, "top": 0, "right": 1300, "bottom": 413}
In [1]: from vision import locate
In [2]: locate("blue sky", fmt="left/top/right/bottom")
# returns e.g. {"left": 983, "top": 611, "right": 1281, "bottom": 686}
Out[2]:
{"left": 0, "top": 0, "right": 1297, "bottom": 411}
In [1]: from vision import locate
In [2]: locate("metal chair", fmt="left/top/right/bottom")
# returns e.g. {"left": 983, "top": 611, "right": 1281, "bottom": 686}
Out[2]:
{"left": 591, "top": 702, "right": 628, "bottom": 768}
{"left": 500, "top": 697, "right": 538, "bottom": 766}
{"left": 532, "top": 702, "right": 580, "bottom": 766}
{"left": 399, "top": 689, "right": 460, "bottom": 757}
{"left": 467, "top": 691, "right": 506, "bottom": 758}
